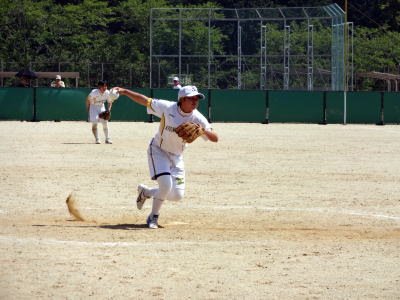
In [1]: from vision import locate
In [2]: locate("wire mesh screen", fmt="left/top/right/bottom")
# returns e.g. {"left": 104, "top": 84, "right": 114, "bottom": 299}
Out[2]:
{"left": 150, "top": 4, "right": 352, "bottom": 91}
{"left": 0, "top": 61, "right": 135, "bottom": 88}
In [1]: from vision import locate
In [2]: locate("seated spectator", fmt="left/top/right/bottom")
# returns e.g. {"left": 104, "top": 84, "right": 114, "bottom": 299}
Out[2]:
{"left": 51, "top": 75, "right": 65, "bottom": 88}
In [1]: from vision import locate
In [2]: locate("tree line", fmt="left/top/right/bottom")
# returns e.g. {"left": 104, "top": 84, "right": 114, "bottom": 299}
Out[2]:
{"left": 0, "top": 0, "right": 399, "bottom": 90}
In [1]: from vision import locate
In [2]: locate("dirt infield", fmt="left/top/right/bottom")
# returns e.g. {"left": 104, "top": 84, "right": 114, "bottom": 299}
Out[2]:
{"left": 0, "top": 121, "right": 399, "bottom": 299}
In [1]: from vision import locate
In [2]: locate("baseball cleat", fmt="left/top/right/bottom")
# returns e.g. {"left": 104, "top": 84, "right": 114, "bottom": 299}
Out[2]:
{"left": 136, "top": 184, "right": 149, "bottom": 210}
{"left": 147, "top": 214, "right": 159, "bottom": 229}
{"left": 95, "top": 139, "right": 101, "bottom": 144}
{"left": 105, "top": 139, "right": 113, "bottom": 144}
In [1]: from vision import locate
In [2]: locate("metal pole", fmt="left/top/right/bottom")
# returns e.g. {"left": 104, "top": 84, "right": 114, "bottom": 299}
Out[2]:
{"left": 307, "top": 24, "right": 314, "bottom": 91}
{"left": 149, "top": 9, "right": 153, "bottom": 88}
{"left": 158, "top": 60, "right": 161, "bottom": 88}
{"left": 130, "top": 67, "right": 132, "bottom": 87}
{"left": 208, "top": 9, "right": 211, "bottom": 89}
{"left": 87, "top": 62, "right": 90, "bottom": 88}
{"left": 179, "top": 9, "right": 182, "bottom": 79}
{"left": 283, "top": 24, "right": 290, "bottom": 90}
{"left": 350, "top": 22, "right": 354, "bottom": 91}
{"left": 344, "top": 0, "right": 348, "bottom": 125}
{"left": 1, "top": 60, "right": 3, "bottom": 87}
{"left": 260, "top": 24, "right": 267, "bottom": 90}
{"left": 237, "top": 22, "right": 242, "bottom": 89}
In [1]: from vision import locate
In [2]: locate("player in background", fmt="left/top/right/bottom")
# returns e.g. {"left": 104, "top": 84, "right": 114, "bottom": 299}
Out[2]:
{"left": 172, "top": 76, "right": 182, "bottom": 89}
{"left": 86, "top": 80, "right": 113, "bottom": 144}
{"left": 50, "top": 75, "right": 65, "bottom": 88}
{"left": 114, "top": 85, "right": 218, "bottom": 229}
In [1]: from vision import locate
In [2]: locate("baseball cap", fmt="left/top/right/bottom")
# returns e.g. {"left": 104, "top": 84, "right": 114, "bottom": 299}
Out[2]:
{"left": 178, "top": 85, "right": 205, "bottom": 100}
{"left": 55, "top": 75, "right": 61, "bottom": 80}
{"left": 173, "top": 76, "right": 179, "bottom": 81}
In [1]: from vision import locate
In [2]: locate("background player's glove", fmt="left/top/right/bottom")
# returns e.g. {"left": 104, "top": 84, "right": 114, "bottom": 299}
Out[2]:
{"left": 98, "top": 110, "right": 111, "bottom": 121}
{"left": 175, "top": 122, "right": 205, "bottom": 143}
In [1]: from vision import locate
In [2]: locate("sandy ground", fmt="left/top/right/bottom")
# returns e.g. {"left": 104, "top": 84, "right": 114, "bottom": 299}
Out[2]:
{"left": 0, "top": 121, "right": 399, "bottom": 299}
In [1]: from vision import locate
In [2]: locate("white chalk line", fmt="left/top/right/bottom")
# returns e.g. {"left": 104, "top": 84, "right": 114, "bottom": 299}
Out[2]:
{"left": 187, "top": 205, "right": 400, "bottom": 221}
{"left": 0, "top": 235, "right": 270, "bottom": 248}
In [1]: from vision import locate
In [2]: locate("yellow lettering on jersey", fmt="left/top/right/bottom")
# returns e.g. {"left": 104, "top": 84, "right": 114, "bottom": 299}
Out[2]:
{"left": 159, "top": 113, "right": 165, "bottom": 147}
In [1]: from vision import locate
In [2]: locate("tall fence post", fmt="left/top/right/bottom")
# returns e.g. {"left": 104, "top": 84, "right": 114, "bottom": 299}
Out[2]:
{"left": 320, "top": 91, "right": 327, "bottom": 125}
{"left": 207, "top": 89, "right": 212, "bottom": 123}
{"left": 263, "top": 90, "right": 269, "bottom": 124}
{"left": 378, "top": 91, "right": 384, "bottom": 125}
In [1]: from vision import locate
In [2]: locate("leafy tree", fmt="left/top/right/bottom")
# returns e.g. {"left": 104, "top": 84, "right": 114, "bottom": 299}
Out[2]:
{"left": 354, "top": 27, "right": 400, "bottom": 89}
{"left": 0, "top": 0, "right": 399, "bottom": 90}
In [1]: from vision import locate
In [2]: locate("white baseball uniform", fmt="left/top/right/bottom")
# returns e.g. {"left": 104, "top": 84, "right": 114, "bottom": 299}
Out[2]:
{"left": 146, "top": 98, "right": 211, "bottom": 189}
{"left": 88, "top": 89, "right": 112, "bottom": 123}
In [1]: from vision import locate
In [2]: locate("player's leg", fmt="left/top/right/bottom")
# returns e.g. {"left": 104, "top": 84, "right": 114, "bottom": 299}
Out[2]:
{"left": 136, "top": 142, "right": 166, "bottom": 209}
{"left": 147, "top": 152, "right": 184, "bottom": 229}
{"left": 89, "top": 105, "right": 101, "bottom": 144}
{"left": 92, "top": 123, "right": 100, "bottom": 144}
{"left": 137, "top": 142, "right": 174, "bottom": 228}
{"left": 144, "top": 174, "right": 174, "bottom": 229}
{"left": 100, "top": 119, "right": 112, "bottom": 144}
{"left": 149, "top": 174, "right": 173, "bottom": 224}
{"left": 166, "top": 176, "right": 185, "bottom": 201}
{"left": 140, "top": 148, "right": 185, "bottom": 202}
{"left": 166, "top": 155, "right": 185, "bottom": 201}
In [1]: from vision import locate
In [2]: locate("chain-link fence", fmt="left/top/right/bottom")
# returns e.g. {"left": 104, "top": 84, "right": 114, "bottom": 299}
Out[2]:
{"left": 0, "top": 61, "right": 136, "bottom": 88}
{"left": 150, "top": 4, "right": 353, "bottom": 91}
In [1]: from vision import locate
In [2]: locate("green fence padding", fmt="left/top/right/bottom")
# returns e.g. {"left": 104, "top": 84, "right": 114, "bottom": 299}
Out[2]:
{"left": 36, "top": 88, "right": 90, "bottom": 121}
{"left": 211, "top": 90, "right": 265, "bottom": 122}
{"left": 269, "top": 91, "right": 323, "bottom": 123}
{"left": 346, "top": 92, "right": 381, "bottom": 124}
{"left": 36, "top": 88, "right": 149, "bottom": 121}
{"left": 0, "top": 88, "right": 33, "bottom": 120}
{"left": 111, "top": 88, "right": 149, "bottom": 121}
{"left": 1, "top": 88, "right": 399, "bottom": 124}
{"left": 152, "top": 88, "right": 179, "bottom": 102}
{"left": 326, "top": 91, "right": 345, "bottom": 124}
{"left": 383, "top": 92, "right": 400, "bottom": 124}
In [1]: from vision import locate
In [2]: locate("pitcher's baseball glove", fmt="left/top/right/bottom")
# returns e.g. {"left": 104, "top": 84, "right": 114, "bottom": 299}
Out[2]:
{"left": 175, "top": 122, "right": 205, "bottom": 143}
{"left": 98, "top": 110, "right": 111, "bottom": 121}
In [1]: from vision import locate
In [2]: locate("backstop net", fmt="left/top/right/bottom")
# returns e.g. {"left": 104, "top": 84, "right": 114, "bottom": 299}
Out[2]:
{"left": 150, "top": 4, "right": 353, "bottom": 91}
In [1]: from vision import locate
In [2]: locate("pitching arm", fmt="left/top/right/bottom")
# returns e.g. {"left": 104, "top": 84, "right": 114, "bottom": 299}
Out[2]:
{"left": 114, "top": 87, "right": 151, "bottom": 107}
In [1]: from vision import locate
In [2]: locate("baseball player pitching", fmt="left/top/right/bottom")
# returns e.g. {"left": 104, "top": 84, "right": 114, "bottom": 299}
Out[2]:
{"left": 114, "top": 85, "right": 219, "bottom": 229}
{"left": 86, "top": 80, "right": 114, "bottom": 144}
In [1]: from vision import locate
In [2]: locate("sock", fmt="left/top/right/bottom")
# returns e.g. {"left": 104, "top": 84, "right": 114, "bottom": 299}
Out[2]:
{"left": 151, "top": 198, "right": 164, "bottom": 216}
{"left": 103, "top": 122, "right": 109, "bottom": 140}
{"left": 92, "top": 125, "right": 98, "bottom": 140}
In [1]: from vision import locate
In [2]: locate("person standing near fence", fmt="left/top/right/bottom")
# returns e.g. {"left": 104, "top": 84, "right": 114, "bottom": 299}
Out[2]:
{"left": 172, "top": 77, "right": 182, "bottom": 89}
{"left": 50, "top": 75, "right": 65, "bottom": 88}
{"left": 86, "top": 80, "right": 113, "bottom": 144}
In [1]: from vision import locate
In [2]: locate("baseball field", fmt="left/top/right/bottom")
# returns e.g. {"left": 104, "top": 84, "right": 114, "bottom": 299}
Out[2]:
{"left": 0, "top": 121, "right": 399, "bottom": 299}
